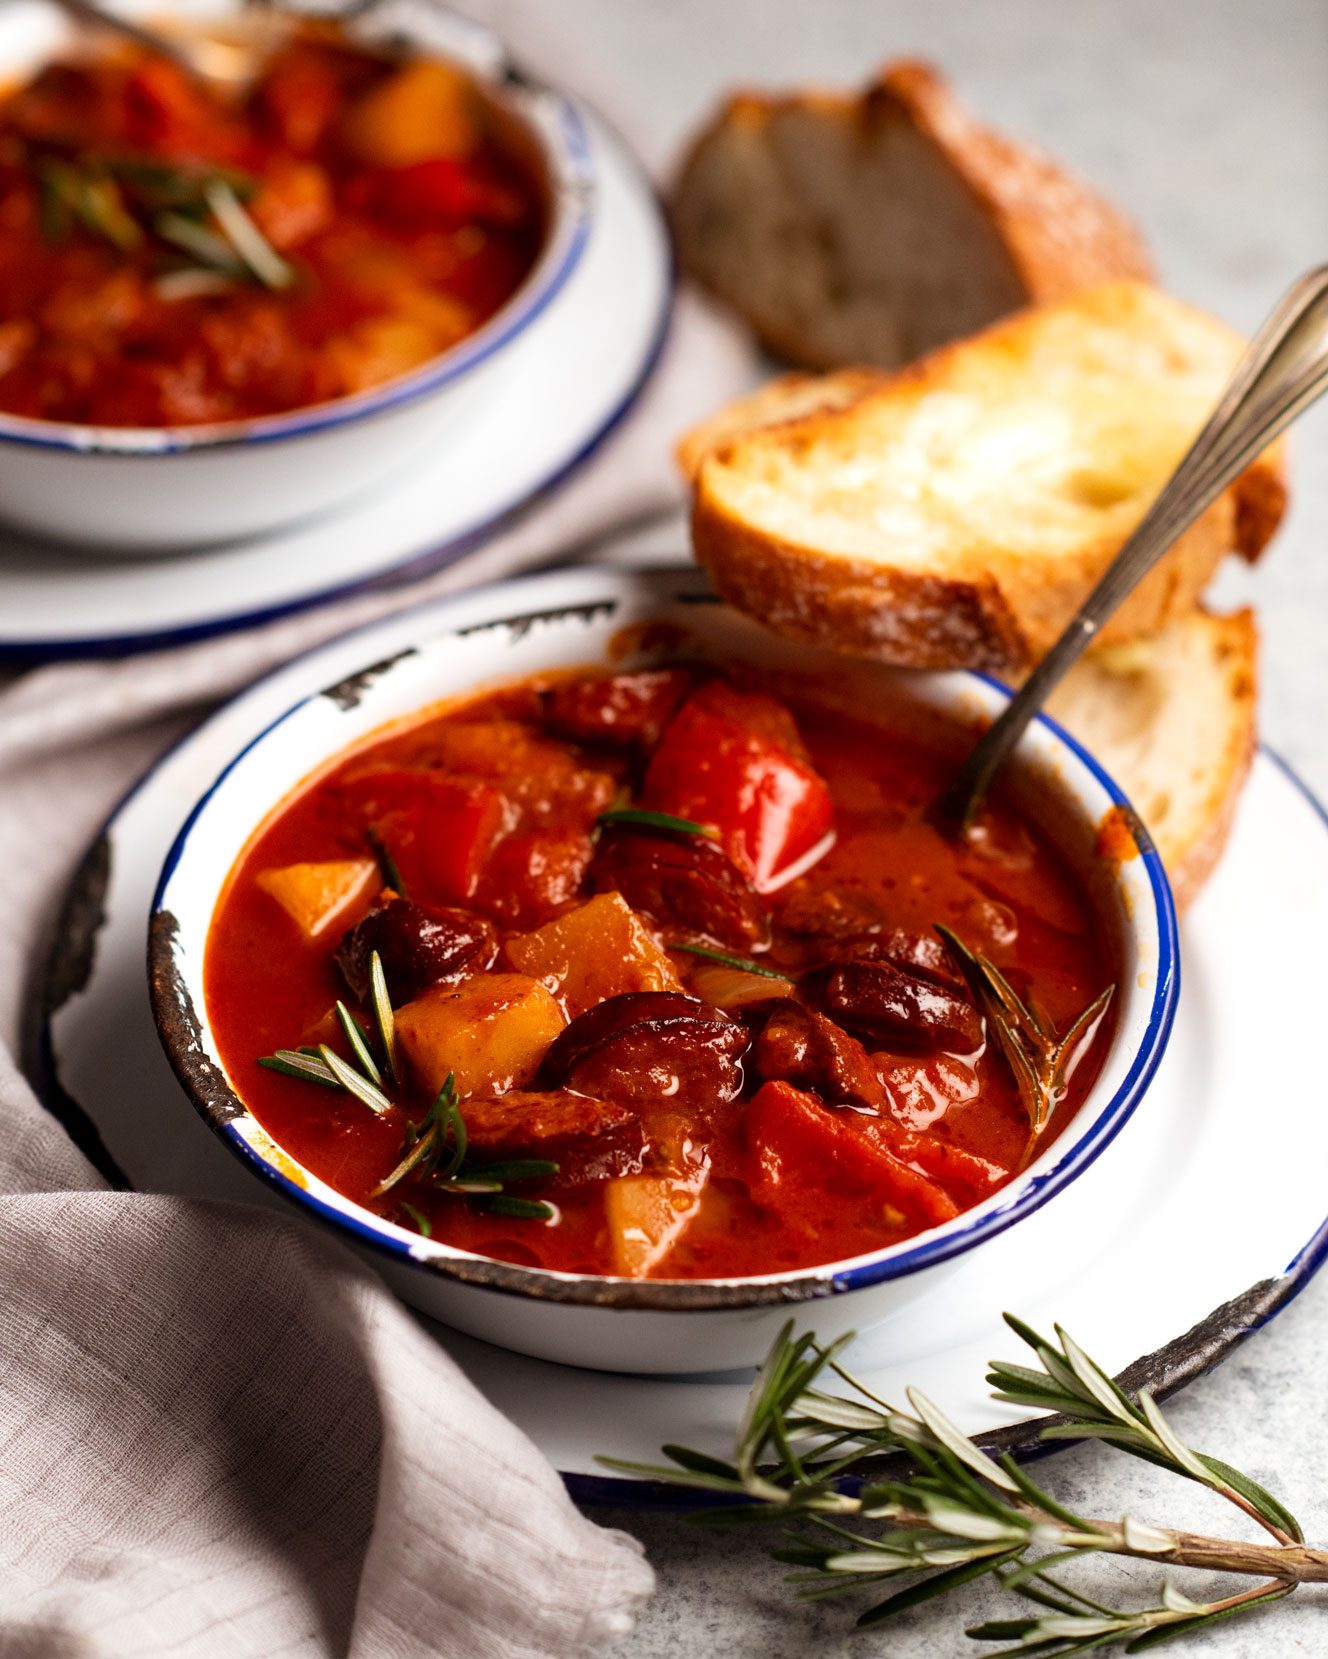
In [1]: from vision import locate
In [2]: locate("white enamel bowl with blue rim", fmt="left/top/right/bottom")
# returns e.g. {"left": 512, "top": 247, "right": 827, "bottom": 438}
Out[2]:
{"left": 148, "top": 569, "right": 1179, "bottom": 1375}
{"left": 0, "top": 0, "right": 593, "bottom": 551}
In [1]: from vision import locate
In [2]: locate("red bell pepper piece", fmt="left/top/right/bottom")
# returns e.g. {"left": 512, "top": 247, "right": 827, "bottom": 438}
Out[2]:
{"left": 640, "top": 684, "right": 834, "bottom": 892}
{"left": 342, "top": 768, "right": 505, "bottom": 904}
{"left": 744, "top": 1081, "right": 961, "bottom": 1227}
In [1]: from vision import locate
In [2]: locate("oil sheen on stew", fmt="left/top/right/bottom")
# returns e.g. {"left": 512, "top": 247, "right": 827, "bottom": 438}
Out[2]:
{"left": 0, "top": 23, "right": 542, "bottom": 426}
{"left": 204, "top": 666, "right": 1119, "bottom": 1280}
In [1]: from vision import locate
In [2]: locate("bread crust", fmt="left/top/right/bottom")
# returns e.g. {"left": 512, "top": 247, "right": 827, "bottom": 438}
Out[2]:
{"left": 1165, "top": 609, "right": 1258, "bottom": 908}
{"left": 690, "top": 284, "right": 1288, "bottom": 673}
{"left": 672, "top": 59, "right": 1152, "bottom": 370}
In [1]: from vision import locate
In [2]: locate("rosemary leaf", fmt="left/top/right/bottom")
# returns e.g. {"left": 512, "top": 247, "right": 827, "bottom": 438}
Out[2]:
{"left": 672, "top": 942, "right": 790, "bottom": 979}
{"left": 366, "top": 827, "right": 405, "bottom": 895}
{"left": 317, "top": 1043, "right": 393, "bottom": 1117}
{"left": 481, "top": 1195, "right": 555, "bottom": 1221}
{"left": 335, "top": 1000, "right": 383, "bottom": 1090}
{"left": 464, "top": 1158, "right": 559, "bottom": 1182}
{"left": 369, "top": 950, "right": 399, "bottom": 1085}
{"left": 204, "top": 179, "right": 295, "bottom": 291}
{"left": 597, "top": 807, "right": 718, "bottom": 838}
{"left": 856, "top": 1548, "right": 1024, "bottom": 1626}
{"left": 257, "top": 1049, "right": 340, "bottom": 1088}
{"left": 156, "top": 210, "right": 245, "bottom": 274}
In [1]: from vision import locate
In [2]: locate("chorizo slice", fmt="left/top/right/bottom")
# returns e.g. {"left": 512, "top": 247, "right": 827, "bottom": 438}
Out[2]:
{"left": 541, "top": 669, "right": 690, "bottom": 749}
{"left": 336, "top": 897, "right": 497, "bottom": 1002}
{"left": 754, "top": 1004, "right": 887, "bottom": 1108}
{"left": 539, "top": 991, "right": 749, "bottom": 1109}
{"left": 806, "top": 958, "right": 982, "bottom": 1053}
{"left": 463, "top": 1089, "right": 646, "bottom": 1184}
{"left": 589, "top": 826, "right": 771, "bottom": 951}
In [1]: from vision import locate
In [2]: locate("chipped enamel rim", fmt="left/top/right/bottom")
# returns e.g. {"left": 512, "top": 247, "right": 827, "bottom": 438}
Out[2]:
{"left": 148, "top": 569, "right": 1179, "bottom": 1313}
{"left": 0, "top": 0, "right": 593, "bottom": 457}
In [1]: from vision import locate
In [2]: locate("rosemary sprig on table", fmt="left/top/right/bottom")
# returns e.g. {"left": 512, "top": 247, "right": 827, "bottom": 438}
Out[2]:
{"left": 937, "top": 924, "right": 1115, "bottom": 1140}
{"left": 258, "top": 951, "right": 557, "bottom": 1221}
{"left": 602, "top": 1318, "right": 1326, "bottom": 1653}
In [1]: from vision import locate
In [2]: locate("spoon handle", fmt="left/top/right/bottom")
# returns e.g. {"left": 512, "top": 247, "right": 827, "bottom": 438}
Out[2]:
{"left": 48, "top": 0, "right": 199, "bottom": 74}
{"left": 939, "top": 265, "right": 1328, "bottom": 833}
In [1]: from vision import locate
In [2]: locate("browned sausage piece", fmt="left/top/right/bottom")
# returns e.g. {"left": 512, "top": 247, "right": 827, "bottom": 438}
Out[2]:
{"left": 807, "top": 959, "right": 983, "bottom": 1053}
{"left": 463, "top": 1089, "right": 646, "bottom": 1184}
{"left": 754, "top": 1005, "right": 887, "bottom": 1108}
{"left": 542, "top": 670, "right": 691, "bottom": 749}
{"left": 589, "top": 826, "right": 771, "bottom": 951}
{"left": 337, "top": 897, "right": 498, "bottom": 1003}
{"left": 539, "top": 991, "right": 749, "bottom": 1109}
{"left": 834, "top": 930, "right": 963, "bottom": 989}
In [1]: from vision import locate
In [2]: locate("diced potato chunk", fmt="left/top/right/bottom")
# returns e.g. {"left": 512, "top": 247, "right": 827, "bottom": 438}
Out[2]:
{"left": 255, "top": 858, "right": 377, "bottom": 939}
{"left": 606, "top": 1168, "right": 709, "bottom": 1279}
{"left": 504, "top": 892, "right": 682, "bottom": 1017}
{"left": 341, "top": 60, "right": 480, "bottom": 168}
{"left": 395, "top": 973, "right": 565, "bottom": 1098}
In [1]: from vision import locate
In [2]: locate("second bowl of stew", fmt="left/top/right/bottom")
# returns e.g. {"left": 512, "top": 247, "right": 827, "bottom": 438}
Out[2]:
{"left": 150, "top": 568, "right": 1178, "bottom": 1373}
{"left": 0, "top": 0, "right": 592, "bottom": 549}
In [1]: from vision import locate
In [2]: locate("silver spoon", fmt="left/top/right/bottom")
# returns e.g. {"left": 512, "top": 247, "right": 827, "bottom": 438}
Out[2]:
{"left": 938, "top": 265, "right": 1328, "bottom": 834}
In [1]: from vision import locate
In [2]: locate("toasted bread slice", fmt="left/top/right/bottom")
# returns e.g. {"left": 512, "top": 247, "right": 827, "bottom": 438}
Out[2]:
{"left": 673, "top": 60, "right": 1153, "bottom": 372}
{"left": 675, "top": 369, "right": 882, "bottom": 483}
{"left": 1046, "top": 609, "right": 1257, "bottom": 909}
{"left": 691, "top": 282, "right": 1286, "bottom": 673}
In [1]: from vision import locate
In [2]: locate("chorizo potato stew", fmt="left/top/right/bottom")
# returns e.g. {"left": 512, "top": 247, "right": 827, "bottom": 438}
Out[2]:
{"left": 0, "top": 22, "right": 543, "bottom": 427}
{"left": 203, "top": 665, "right": 1119, "bottom": 1281}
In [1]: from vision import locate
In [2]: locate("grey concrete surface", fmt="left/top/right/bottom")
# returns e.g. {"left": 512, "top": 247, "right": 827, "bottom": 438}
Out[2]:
{"left": 544, "top": 2, "right": 1328, "bottom": 1653}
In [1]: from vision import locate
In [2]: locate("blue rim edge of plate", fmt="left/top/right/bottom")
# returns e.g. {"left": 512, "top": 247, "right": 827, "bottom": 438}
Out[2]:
{"left": 0, "top": 114, "right": 676, "bottom": 663}
{"left": 28, "top": 615, "right": 1328, "bottom": 1508}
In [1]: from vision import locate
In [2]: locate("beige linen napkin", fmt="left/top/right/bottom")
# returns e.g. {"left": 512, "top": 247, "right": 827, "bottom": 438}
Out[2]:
{"left": 0, "top": 21, "right": 759, "bottom": 1636}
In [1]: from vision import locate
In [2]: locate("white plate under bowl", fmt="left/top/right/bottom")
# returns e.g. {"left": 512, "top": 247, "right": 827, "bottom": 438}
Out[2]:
{"left": 36, "top": 567, "right": 1328, "bottom": 1501}
{"left": 0, "top": 108, "right": 670, "bottom": 659}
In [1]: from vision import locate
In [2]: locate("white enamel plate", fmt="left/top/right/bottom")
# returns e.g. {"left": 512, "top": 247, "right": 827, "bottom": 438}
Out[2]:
{"left": 37, "top": 568, "right": 1328, "bottom": 1502}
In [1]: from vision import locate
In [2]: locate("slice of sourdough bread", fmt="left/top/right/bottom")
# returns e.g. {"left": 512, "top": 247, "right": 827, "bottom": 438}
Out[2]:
{"left": 689, "top": 281, "right": 1286, "bottom": 674}
{"left": 1046, "top": 608, "right": 1258, "bottom": 910}
{"left": 672, "top": 60, "right": 1153, "bottom": 372}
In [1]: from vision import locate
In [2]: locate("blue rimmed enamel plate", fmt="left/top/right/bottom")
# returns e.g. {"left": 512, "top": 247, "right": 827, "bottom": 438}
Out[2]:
{"left": 35, "top": 569, "right": 1328, "bottom": 1504}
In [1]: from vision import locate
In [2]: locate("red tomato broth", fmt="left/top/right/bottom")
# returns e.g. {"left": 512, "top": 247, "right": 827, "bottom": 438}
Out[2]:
{"left": 0, "top": 24, "right": 544, "bottom": 427}
{"left": 203, "top": 665, "right": 1120, "bottom": 1280}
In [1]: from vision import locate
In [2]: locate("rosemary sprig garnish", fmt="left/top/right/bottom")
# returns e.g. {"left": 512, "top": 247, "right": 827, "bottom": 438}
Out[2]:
{"left": 370, "top": 1074, "right": 557, "bottom": 1217}
{"left": 371, "top": 1072, "right": 467, "bottom": 1197}
{"left": 28, "top": 148, "right": 294, "bottom": 290}
{"left": 672, "top": 942, "right": 790, "bottom": 980}
{"left": 936, "top": 924, "right": 1115, "bottom": 1140}
{"left": 259, "top": 959, "right": 557, "bottom": 1221}
{"left": 602, "top": 1317, "right": 1326, "bottom": 1653}
{"left": 597, "top": 808, "right": 719, "bottom": 838}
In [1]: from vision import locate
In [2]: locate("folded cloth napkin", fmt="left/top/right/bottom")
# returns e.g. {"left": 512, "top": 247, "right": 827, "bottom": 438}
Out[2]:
{"left": 0, "top": 7, "right": 760, "bottom": 1640}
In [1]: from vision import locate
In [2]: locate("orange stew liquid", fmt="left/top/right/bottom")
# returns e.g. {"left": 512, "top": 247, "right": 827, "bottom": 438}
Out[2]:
{"left": 205, "top": 667, "right": 1118, "bottom": 1280}
{"left": 0, "top": 25, "right": 542, "bottom": 426}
